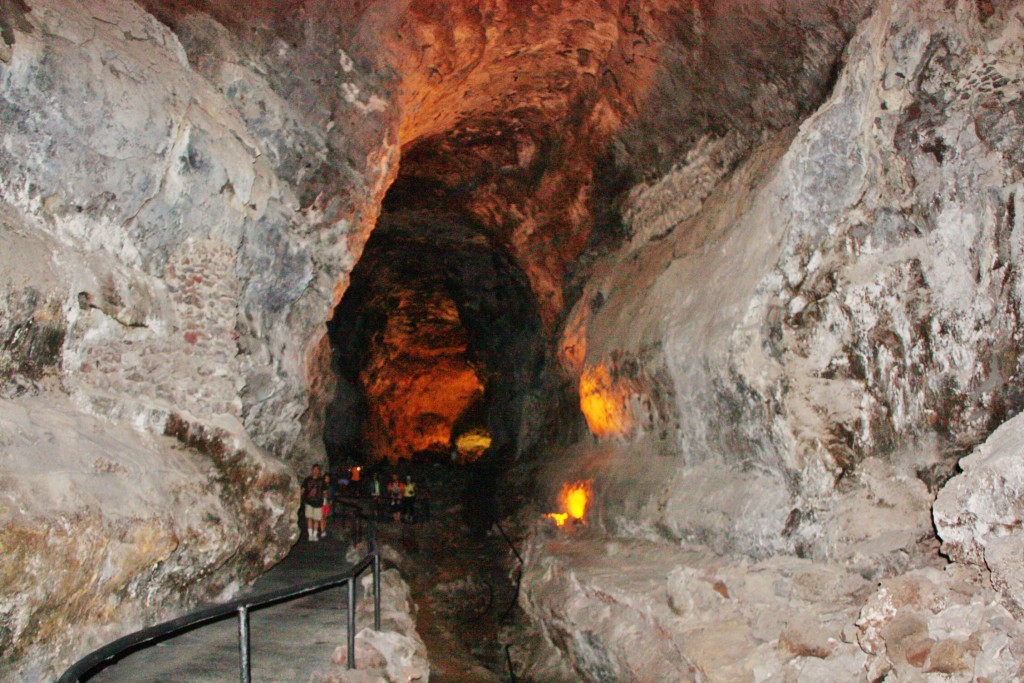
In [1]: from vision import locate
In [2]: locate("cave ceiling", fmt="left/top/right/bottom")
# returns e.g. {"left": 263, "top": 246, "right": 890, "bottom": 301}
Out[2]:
{"left": 141, "top": 0, "right": 873, "bottom": 327}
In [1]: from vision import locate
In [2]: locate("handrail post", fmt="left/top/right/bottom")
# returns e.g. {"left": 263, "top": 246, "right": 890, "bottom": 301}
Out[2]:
{"left": 237, "top": 605, "right": 251, "bottom": 683}
{"left": 373, "top": 549, "right": 381, "bottom": 632}
{"left": 346, "top": 577, "right": 357, "bottom": 669}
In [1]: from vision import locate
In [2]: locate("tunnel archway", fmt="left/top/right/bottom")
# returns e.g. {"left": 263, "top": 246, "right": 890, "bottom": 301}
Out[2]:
{"left": 325, "top": 174, "right": 546, "bottom": 470}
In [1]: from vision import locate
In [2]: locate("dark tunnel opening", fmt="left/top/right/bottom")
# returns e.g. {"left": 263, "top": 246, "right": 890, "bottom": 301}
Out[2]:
{"left": 324, "top": 175, "right": 548, "bottom": 485}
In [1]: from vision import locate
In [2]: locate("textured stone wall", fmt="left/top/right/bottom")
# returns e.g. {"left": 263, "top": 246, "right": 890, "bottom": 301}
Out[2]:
{"left": 0, "top": 0, "right": 397, "bottom": 459}
{"left": 0, "top": 1, "right": 397, "bottom": 679}
{"left": 68, "top": 239, "right": 244, "bottom": 418}
{"left": 553, "top": 0, "right": 1024, "bottom": 561}
{"left": 519, "top": 0, "right": 1024, "bottom": 679}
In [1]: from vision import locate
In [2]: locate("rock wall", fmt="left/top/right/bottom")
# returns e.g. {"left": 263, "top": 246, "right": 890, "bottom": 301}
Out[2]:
{"left": 0, "top": 1, "right": 396, "bottom": 678}
{"left": 520, "top": 0, "right": 1024, "bottom": 679}
{"left": 552, "top": 0, "right": 1024, "bottom": 561}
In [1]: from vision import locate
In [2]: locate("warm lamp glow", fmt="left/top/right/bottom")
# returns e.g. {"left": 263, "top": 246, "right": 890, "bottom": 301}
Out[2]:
{"left": 579, "top": 364, "right": 632, "bottom": 437}
{"left": 545, "top": 512, "right": 569, "bottom": 526}
{"left": 456, "top": 430, "right": 491, "bottom": 456}
{"left": 564, "top": 483, "right": 589, "bottom": 520}
{"left": 359, "top": 292, "right": 485, "bottom": 462}
{"left": 544, "top": 480, "right": 593, "bottom": 527}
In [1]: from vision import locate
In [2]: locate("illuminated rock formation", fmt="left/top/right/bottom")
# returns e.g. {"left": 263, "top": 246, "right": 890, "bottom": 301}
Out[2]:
{"left": 522, "top": 1, "right": 1024, "bottom": 679}
{"left": 360, "top": 288, "right": 484, "bottom": 462}
{"left": 4, "top": 0, "right": 1024, "bottom": 680}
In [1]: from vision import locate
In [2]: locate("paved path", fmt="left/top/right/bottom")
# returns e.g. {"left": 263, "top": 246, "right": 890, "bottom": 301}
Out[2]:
{"left": 88, "top": 475, "right": 514, "bottom": 683}
{"left": 90, "top": 527, "right": 358, "bottom": 683}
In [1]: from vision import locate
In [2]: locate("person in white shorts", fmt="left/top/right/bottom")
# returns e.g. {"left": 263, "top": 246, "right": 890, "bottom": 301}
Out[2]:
{"left": 302, "top": 464, "right": 326, "bottom": 541}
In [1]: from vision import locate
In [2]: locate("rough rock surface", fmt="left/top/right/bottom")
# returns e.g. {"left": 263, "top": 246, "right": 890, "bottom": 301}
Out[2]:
{"left": 326, "top": 211, "right": 546, "bottom": 463}
{"left": 519, "top": 530, "right": 877, "bottom": 682}
{"left": 0, "top": 0, "right": 393, "bottom": 678}
{"left": 315, "top": 568, "right": 430, "bottom": 683}
{"left": 934, "top": 411, "right": 1024, "bottom": 615}
{"left": 518, "top": 520, "right": 1024, "bottom": 681}
{"left": 5, "top": 0, "right": 1024, "bottom": 680}
{"left": 0, "top": 395, "right": 294, "bottom": 681}
{"left": 518, "top": 0, "right": 1024, "bottom": 679}
{"left": 0, "top": 0, "right": 395, "bottom": 458}
{"left": 551, "top": 0, "right": 1024, "bottom": 560}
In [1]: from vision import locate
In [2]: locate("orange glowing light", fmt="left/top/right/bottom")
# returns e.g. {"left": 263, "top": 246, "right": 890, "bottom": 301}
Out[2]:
{"left": 545, "top": 512, "right": 570, "bottom": 526}
{"left": 564, "top": 482, "right": 589, "bottom": 520}
{"left": 543, "top": 480, "right": 593, "bottom": 527}
{"left": 456, "top": 428, "right": 492, "bottom": 456}
{"left": 359, "top": 292, "right": 485, "bottom": 463}
{"left": 579, "top": 364, "right": 632, "bottom": 437}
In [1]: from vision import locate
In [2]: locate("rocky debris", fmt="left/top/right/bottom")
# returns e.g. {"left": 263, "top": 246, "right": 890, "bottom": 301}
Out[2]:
{"left": 313, "top": 568, "right": 430, "bottom": 683}
{"left": 519, "top": 523, "right": 1024, "bottom": 681}
{"left": 934, "top": 411, "right": 1024, "bottom": 613}
{"left": 518, "top": 530, "right": 874, "bottom": 681}
{"left": 855, "top": 565, "right": 1024, "bottom": 681}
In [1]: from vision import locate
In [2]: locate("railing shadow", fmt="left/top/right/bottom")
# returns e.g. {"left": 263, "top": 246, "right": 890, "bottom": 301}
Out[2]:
{"left": 59, "top": 505, "right": 380, "bottom": 683}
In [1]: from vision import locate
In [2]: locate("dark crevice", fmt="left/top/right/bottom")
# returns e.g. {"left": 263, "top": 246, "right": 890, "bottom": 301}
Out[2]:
{"left": 325, "top": 195, "right": 547, "bottom": 475}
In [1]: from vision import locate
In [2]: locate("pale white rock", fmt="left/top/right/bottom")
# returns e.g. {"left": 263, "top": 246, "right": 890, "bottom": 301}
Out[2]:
{"left": 0, "top": 0, "right": 395, "bottom": 678}
{"left": 323, "top": 569, "right": 429, "bottom": 683}
{"left": 935, "top": 411, "right": 1024, "bottom": 612}
{"left": 527, "top": 0, "right": 1024, "bottom": 679}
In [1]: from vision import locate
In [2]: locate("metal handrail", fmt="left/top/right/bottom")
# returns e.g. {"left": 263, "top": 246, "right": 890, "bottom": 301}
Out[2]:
{"left": 59, "top": 510, "right": 381, "bottom": 683}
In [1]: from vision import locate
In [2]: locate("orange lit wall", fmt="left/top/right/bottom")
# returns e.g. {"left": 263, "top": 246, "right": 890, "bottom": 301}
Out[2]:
{"left": 579, "top": 363, "right": 634, "bottom": 438}
{"left": 360, "top": 291, "right": 484, "bottom": 462}
{"left": 544, "top": 480, "right": 593, "bottom": 526}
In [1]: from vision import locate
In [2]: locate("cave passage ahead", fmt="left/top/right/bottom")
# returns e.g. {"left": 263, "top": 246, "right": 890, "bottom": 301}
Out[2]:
{"left": 325, "top": 176, "right": 546, "bottom": 469}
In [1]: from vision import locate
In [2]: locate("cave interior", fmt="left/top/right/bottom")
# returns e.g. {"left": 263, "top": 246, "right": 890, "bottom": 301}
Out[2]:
{"left": 4, "top": 0, "right": 1024, "bottom": 680}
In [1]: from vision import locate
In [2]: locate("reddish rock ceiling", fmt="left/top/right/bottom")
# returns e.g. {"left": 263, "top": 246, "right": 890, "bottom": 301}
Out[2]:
{"left": 356, "top": 0, "right": 873, "bottom": 325}
{"left": 142, "top": 0, "right": 873, "bottom": 327}
{"left": 139, "top": 0, "right": 874, "bottom": 464}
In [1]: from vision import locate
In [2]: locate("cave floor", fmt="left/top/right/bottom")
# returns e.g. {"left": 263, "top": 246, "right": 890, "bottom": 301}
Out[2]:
{"left": 89, "top": 528, "right": 360, "bottom": 683}
{"left": 373, "top": 508, "right": 509, "bottom": 682}
{"left": 87, "top": 464, "right": 517, "bottom": 683}
{"left": 367, "top": 462, "right": 516, "bottom": 683}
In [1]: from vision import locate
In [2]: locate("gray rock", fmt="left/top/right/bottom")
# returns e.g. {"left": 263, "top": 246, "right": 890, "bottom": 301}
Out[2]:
{"left": 935, "top": 412, "right": 1024, "bottom": 612}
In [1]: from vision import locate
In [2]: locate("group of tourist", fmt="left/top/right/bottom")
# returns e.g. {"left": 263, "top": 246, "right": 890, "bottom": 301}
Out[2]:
{"left": 301, "top": 463, "right": 432, "bottom": 540}
{"left": 377, "top": 472, "right": 429, "bottom": 523}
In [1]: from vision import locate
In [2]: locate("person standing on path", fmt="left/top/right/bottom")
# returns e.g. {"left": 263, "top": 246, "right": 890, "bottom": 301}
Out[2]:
{"left": 319, "top": 473, "right": 331, "bottom": 540}
{"left": 402, "top": 475, "right": 417, "bottom": 523}
{"left": 387, "top": 473, "right": 404, "bottom": 522}
{"left": 302, "top": 464, "right": 327, "bottom": 541}
{"left": 370, "top": 472, "right": 382, "bottom": 519}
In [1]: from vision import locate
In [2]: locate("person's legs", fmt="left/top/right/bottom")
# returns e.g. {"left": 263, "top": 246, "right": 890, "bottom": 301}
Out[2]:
{"left": 306, "top": 505, "right": 322, "bottom": 540}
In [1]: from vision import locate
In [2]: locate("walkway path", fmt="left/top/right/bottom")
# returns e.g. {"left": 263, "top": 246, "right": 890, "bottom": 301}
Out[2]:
{"left": 90, "top": 530, "right": 357, "bottom": 682}
{"left": 88, "top": 465, "right": 516, "bottom": 683}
